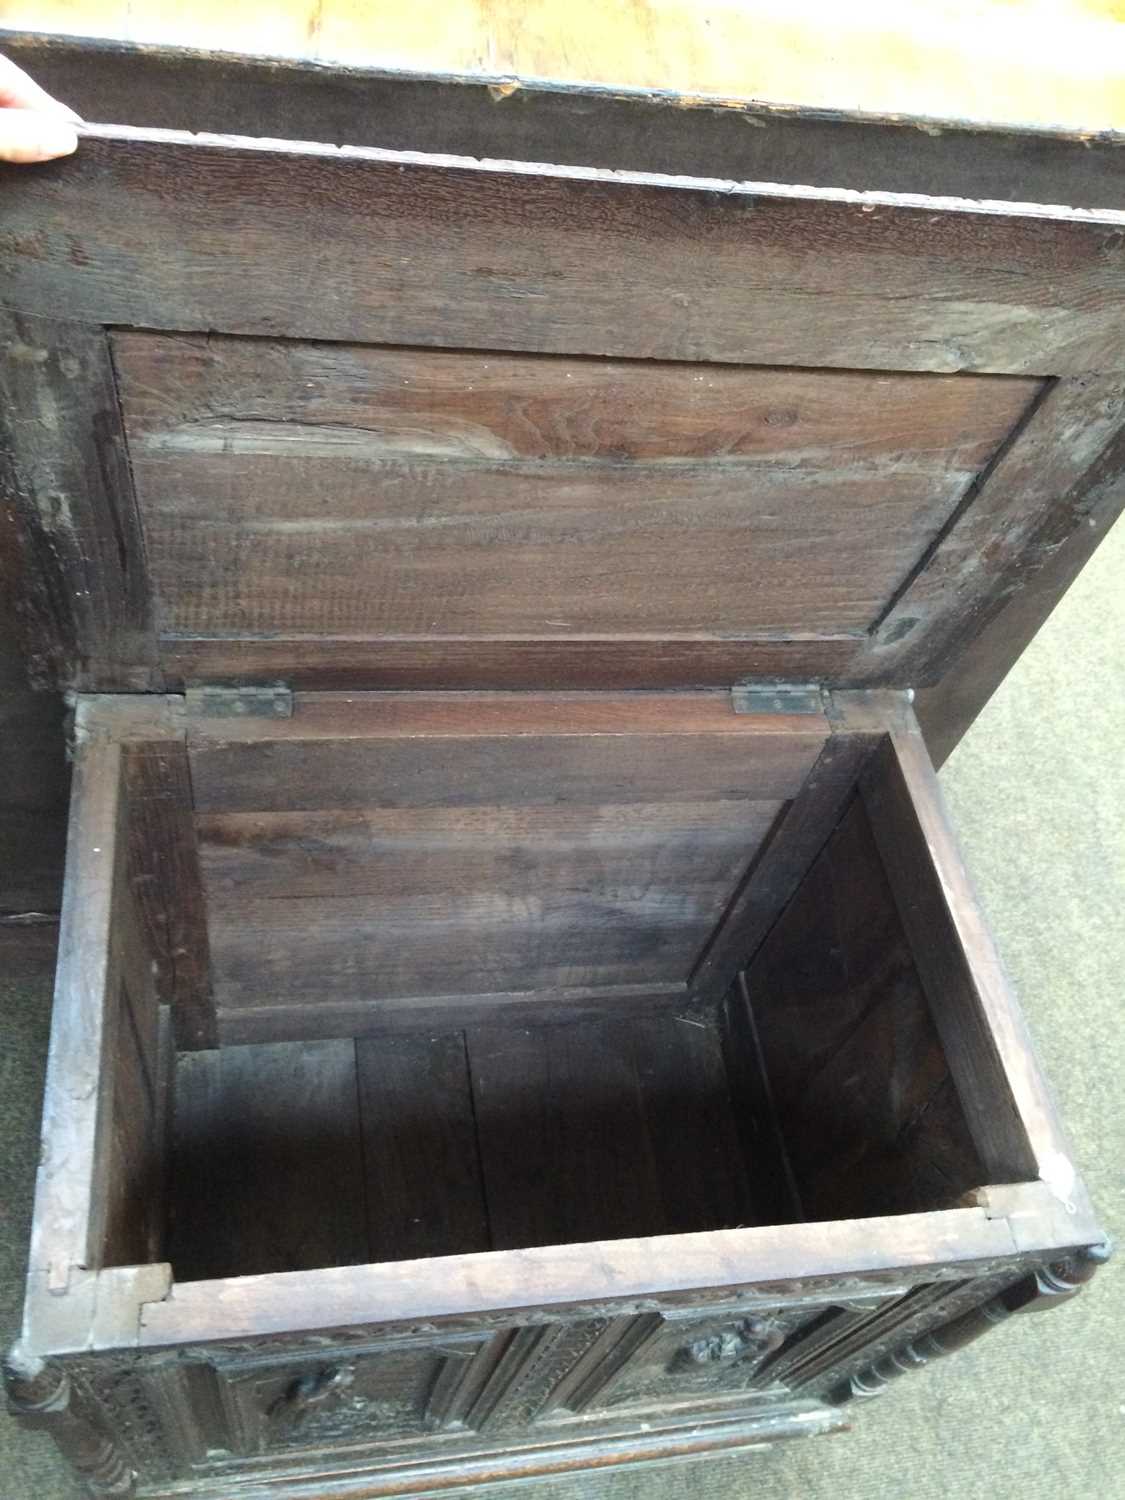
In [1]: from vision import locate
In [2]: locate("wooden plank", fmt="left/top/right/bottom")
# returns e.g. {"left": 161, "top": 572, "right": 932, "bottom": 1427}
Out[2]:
{"left": 0, "top": 497, "right": 69, "bottom": 911}
{"left": 204, "top": 838, "right": 764, "bottom": 1002}
{"left": 216, "top": 985, "right": 688, "bottom": 1046}
{"left": 5, "top": 130, "right": 1125, "bottom": 378}
{"left": 468, "top": 1021, "right": 662, "bottom": 1250}
{"left": 195, "top": 802, "right": 782, "bottom": 902}
{"left": 188, "top": 693, "right": 826, "bottom": 814}
{"left": 859, "top": 722, "right": 1060, "bottom": 1185}
{"left": 140, "top": 1207, "right": 1025, "bottom": 1346}
{"left": 125, "top": 739, "right": 216, "bottom": 1048}
{"left": 689, "top": 720, "right": 881, "bottom": 1002}
{"left": 468, "top": 1016, "right": 754, "bottom": 1251}
{"left": 115, "top": 333, "right": 1037, "bottom": 470}
{"left": 168, "top": 1039, "right": 369, "bottom": 1281}
{"left": 916, "top": 423, "right": 1125, "bottom": 762}
{"left": 25, "top": 730, "right": 126, "bottom": 1282}
{"left": 0, "top": 310, "right": 159, "bottom": 691}
{"left": 720, "top": 976, "right": 805, "bottom": 1228}
{"left": 193, "top": 698, "right": 815, "bottom": 1008}
{"left": 866, "top": 376, "right": 1125, "bottom": 685}
{"left": 207, "top": 894, "right": 723, "bottom": 1005}
{"left": 10, "top": 32, "right": 1125, "bottom": 212}
{"left": 163, "top": 635, "right": 861, "bottom": 691}
{"left": 623, "top": 1014, "right": 758, "bottom": 1235}
{"left": 743, "top": 793, "right": 988, "bottom": 1221}
{"left": 356, "top": 1033, "right": 490, "bottom": 1261}
{"left": 136, "top": 457, "right": 979, "bottom": 641}
{"left": 200, "top": 805, "right": 769, "bottom": 1004}
{"left": 113, "top": 331, "right": 1037, "bottom": 653}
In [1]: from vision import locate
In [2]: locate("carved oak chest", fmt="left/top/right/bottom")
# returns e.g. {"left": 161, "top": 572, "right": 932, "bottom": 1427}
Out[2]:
{"left": 1, "top": 43, "right": 1119, "bottom": 1500}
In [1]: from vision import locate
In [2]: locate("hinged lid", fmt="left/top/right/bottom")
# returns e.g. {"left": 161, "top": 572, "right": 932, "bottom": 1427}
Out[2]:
{"left": 2, "top": 106, "right": 1124, "bottom": 702}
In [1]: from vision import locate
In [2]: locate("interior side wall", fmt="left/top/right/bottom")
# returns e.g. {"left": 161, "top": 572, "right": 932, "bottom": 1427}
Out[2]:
{"left": 734, "top": 794, "right": 987, "bottom": 1224}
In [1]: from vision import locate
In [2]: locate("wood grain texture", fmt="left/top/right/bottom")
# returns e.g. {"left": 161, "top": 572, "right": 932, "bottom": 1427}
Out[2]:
{"left": 859, "top": 724, "right": 1059, "bottom": 1185}
{"left": 111, "top": 331, "right": 1038, "bottom": 650}
{"left": 190, "top": 693, "right": 823, "bottom": 1008}
{"left": 467, "top": 1016, "right": 756, "bottom": 1250}
{"left": 5, "top": 132, "right": 1125, "bottom": 380}
{"left": 0, "top": 310, "right": 158, "bottom": 691}
{"left": 196, "top": 802, "right": 782, "bottom": 902}
{"left": 115, "top": 333, "right": 1036, "bottom": 470}
{"left": 355, "top": 1033, "right": 490, "bottom": 1262}
{"left": 140, "top": 1207, "right": 1022, "bottom": 1345}
{"left": 168, "top": 1039, "right": 369, "bottom": 1281}
{"left": 743, "top": 794, "right": 987, "bottom": 1221}
{"left": 162, "top": 635, "right": 859, "bottom": 692}
{"left": 866, "top": 374, "right": 1125, "bottom": 684}
{"left": 200, "top": 801, "right": 777, "bottom": 1005}
{"left": 915, "top": 417, "right": 1125, "bottom": 760}
{"left": 215, "top": 985, "right": 689, "bottom": 1047}
{"left": 187, "top": 692, "right": 826, "bottom": 810}
{"left": 21, "top": 699, "right": 193, "bottom": 1289}
{"left": 124, "top": 740, "right": 216, "bottom": 1048}
{"left": 690, "top": 724, "right": 880, "bottom": 1002}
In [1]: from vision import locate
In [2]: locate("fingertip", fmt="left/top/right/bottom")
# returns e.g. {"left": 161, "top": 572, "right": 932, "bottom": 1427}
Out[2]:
{"left": 0, "top": 112, "right": 79, "bottom": 163}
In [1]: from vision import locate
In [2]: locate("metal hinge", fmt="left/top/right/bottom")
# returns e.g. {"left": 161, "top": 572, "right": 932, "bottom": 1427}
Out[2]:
{"left": 184, "top": 683, "right": 294, "bottom": 719}
{"left": 730, "top": 682, "right": 826, "bottom": 716}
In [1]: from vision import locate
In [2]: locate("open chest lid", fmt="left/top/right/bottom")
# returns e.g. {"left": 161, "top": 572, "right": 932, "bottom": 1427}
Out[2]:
{"left": 2, "top": 72, "right": 1125, "bottom": 704}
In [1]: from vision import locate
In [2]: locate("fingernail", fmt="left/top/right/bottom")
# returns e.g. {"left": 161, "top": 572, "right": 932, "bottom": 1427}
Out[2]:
{"left": 32, "top": 120, "right": 79, "bottom": 159}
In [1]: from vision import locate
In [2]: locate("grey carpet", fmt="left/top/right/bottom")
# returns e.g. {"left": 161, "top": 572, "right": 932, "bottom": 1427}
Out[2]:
{"left": 1, "top": 518, "right": 1122, "bottom": 1499}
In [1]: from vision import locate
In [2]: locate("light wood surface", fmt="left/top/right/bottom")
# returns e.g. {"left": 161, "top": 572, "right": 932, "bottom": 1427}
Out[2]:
{"left": 3, "top": 0, "right": 1125, "bottom": 132}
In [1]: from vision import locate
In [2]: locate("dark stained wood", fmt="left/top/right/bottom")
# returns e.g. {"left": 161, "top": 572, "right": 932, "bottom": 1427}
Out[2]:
{"left": 113, "top": 330, "right": 1037, "bottom": 650}
{"left": 208, "top": 893, "right": 720, "bottom": 1008}
{"left": 0, "top": 496, "right": 69, "bottom": 913}
{"left": 623, "top": 1013, "right": 760, "bottom": 1235}
{"left": 859, "top": 725, "right": 1051, "bottom": 1183}
{"left": 116, "top": 332, "right": 1036, "bottom": 470}
{"left": 356, "top": 1033, "right": 489, "bottom": 1262}
{"left": 164, "top": 635, "right": 861, "bottom": 692}
{"left": 189, "top": 693, "right": 821, "bottom": 1009}
{"left": 467, "top": 1015, "right": 756, "bottom": 1250}
{"left": 187, "top": 693, "right": 825, "bottom": 813}
{"left": 743, "top": 795, "right": 987, "bottom": 1221}
{"left": 720, "top": 975, "right": 804, "bottom": 1227}
{"left": 689, "top": 723, "right": 880, "bottom": 1002}
{"left": 11, "top": 31, "right": 1125, "bottom": 213}
{"left": 216, "top": 984, "right": 689, "bottom": 1047}
{"left": 140, "top": 1206, "right": 1023, "bottom": 1345}
{"left": 168, "top": 1039, "right": 369, "bottom": 1281}
{"left": 124, "top": 740, "right": 216, "bottom": 1049}
{"left": 195, "top": 802, "right": 782, "bottom": 903}
{"left": 0, "top": 310, "right": 159, "bottom": 692}
{"left": 916, "top": 421, "right": 1125, "bottom": 762}
{"left": 4, "top": 131, "right": 1125, "bottom": 379}
{"left": 866, "top": 375, "right": 1125, "bottom": 684}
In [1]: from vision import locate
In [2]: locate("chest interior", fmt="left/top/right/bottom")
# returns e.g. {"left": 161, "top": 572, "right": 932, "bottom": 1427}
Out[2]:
{"left": 101, "top": 685, "right": 1007, "bottom": 1287}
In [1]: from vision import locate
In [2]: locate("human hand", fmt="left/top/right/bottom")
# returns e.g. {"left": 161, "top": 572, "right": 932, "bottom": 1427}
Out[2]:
{"left": 1, "top": 54, "right": 81, "bottom": 162}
